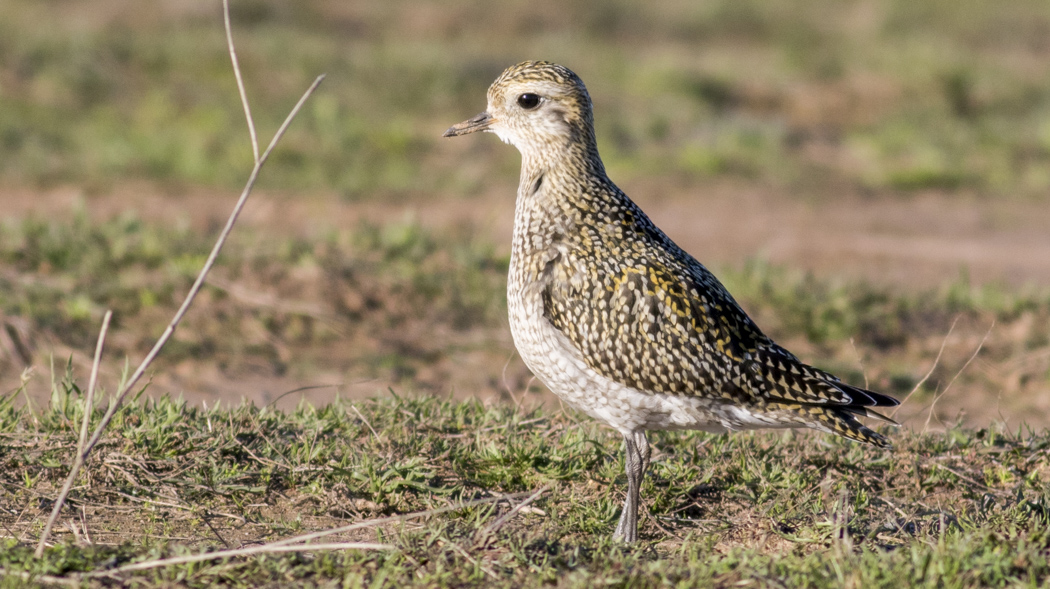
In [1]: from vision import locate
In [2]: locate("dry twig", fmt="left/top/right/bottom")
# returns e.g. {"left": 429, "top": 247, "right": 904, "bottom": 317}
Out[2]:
{"left": 922, "top": 321, "right": 994, "bottom": 433}
{"left": 86, "top": 543, "right": 394, "bottom": 578}
{"left": 224, "top": 0, "right": 258, "bottom": 164}
{"left": 34, "top": 0, "right": 325, "bottom": 556}
{"left": 890, "top": 317, "right": 958, "bottom": 420}
{"left": 64, "top": 492, "right": 541, "bottom": 581}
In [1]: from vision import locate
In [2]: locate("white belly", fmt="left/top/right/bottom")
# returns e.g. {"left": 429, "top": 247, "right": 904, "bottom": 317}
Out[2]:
{"left": 506, "top": 280, "right": 794, "bottom": 436}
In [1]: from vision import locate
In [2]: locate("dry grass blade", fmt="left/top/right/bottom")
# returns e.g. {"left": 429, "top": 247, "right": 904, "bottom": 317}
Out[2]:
{"left": 472, "top": 482, "right": 546, "bottom": 541}
{"left": 923, "top": 321, "right": 995, "bottom": 433}
{"left": 84, "top": 543, "right": 394, "bottom": 578}
{"left": 351, "top": 404, "right": 382, "bottom": 441}
{"left": 34, "top": 6, "right": 325, "bottom": 557}
{"left": 268, "top": 491, "right": 537, "bottom": 548}
{"left": 474, "top": 485, "right": 550, "bottom": 545}
{"left": 265, "top": 383, "right": 344, "bottom": 410}
{"left": 890, "top": 317, "right": 958, "bottom": 419}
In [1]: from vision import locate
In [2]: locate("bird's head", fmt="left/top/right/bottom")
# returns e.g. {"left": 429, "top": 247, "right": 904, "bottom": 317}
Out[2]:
{"left": 444, "top": 61, "right": 596, "bottom": 162}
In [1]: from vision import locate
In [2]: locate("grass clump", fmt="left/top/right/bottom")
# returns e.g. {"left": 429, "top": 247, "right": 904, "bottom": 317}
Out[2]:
{"left": 2, "top": 383, "right": 1050, "bottom": 587}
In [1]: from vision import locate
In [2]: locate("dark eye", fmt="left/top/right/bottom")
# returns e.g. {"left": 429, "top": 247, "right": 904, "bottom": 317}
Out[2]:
{"left": 516, "top": 93, "right": 541, "bottom": 110}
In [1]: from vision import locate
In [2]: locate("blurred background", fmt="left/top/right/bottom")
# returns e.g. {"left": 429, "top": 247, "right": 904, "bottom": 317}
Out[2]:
{"left": 1, "top": 0, "right": 1049, "bottom": 430}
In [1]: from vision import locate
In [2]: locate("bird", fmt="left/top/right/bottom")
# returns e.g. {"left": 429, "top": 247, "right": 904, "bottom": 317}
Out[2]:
{"left": 443, "top": 61, "right": 899, "bottom": 543}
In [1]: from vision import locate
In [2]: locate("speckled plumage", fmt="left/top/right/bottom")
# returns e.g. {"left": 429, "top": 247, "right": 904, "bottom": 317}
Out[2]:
{"left": 445, "top": 61, "right": 899, "bottom": 543}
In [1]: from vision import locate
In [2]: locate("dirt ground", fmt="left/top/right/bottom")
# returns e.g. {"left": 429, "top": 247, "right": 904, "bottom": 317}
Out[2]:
{"left": 12, "top": 179, "right": 1049, "bottom": 291}
{"left": 5, "top": 180, "right": 1050, "bottom": 431}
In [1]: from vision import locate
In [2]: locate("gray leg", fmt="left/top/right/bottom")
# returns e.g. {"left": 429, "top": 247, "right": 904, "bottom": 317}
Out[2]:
{"left": 613, "top": 431, "right": 651, "bottom": 543}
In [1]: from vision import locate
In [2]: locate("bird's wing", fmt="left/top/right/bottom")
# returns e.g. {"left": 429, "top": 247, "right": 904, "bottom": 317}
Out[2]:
{"left": 749, "top": 343, "right": 898, "bottom": 409}
{"left": 541, "top": 247, "right": 897, "bottom": 413}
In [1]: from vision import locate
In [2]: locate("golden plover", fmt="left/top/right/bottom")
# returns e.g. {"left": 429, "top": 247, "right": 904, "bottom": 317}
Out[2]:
{"left": 444, "top": 61, "right": 898, "bottom": 543}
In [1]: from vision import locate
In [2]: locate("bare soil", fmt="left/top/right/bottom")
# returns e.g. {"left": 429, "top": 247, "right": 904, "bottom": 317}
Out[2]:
{"left": 4, "top": 179, "right": 1050, "bottom": 431}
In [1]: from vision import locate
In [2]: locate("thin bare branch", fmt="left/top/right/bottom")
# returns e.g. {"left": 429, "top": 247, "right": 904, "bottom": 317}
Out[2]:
{"left": 34, "top": 32, "right": 325, "bottom": 559}
{"left": 259, "top": 75, "right": 326, "bottom": 162}
{"left": 77, "top": 311, "right": 111, "bottom": 452}
{"left": 923, "top": 321, "right": 994, "bottom": 433}
{"left": 927, "top": 459, "right": 1002, "bottom": 494}
{"left": 448, "top": 540, "right": 499, "bottom": 580}
{"left": 890, "top": 316, "right": 958, "bottom": 419}
{"left": 223, "top": 0, "right": 259, "bottom": 162}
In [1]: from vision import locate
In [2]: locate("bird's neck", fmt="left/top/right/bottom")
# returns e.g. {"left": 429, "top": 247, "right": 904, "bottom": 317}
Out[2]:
{"left": 510, "top": 138, "right": 621, "bottom": 281}
{"left": 517, "top": 135, "right": 607, "bottom": 206}
{"left": 518, "top": 118, "right": 604, "bottom": 182}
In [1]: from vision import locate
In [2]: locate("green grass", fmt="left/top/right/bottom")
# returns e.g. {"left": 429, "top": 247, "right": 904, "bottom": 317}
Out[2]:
{"left": 0, "top": 210, "right": 1046, "bottom": 586}
{"left": 0, "top": 208, "right": 510, "bottom": 385}
{"left": 2, "top": 385, "right": 1050, "bottom": 587}
{"left": 2, "top": 210, "right": 1049, "bottom": 405}
{"left": 3, "top": 0, "right": 1050, "bottom": 198}
{"left": 721, "top": 259, "right": 1050, "bottom": 349}
{"left": 4, "top": 1, "right": 1050, "bottom": 585}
